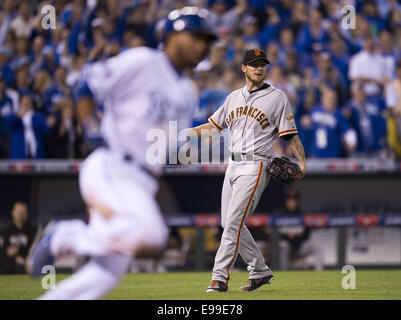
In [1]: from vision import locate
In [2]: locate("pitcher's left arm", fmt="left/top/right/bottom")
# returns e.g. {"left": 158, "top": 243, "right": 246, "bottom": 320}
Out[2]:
{"left": 288, "top": 134, "right": 307, "bottom": 175}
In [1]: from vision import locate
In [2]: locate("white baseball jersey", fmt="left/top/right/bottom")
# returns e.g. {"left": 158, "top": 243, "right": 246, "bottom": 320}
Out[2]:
{"left": 208, "top": 83, "right": 298, "bottom": 159}
{"left": 82, "top": 47, "right": 197, "bottom": 169}
{"left": 42, "top": 47, "right": 198, "bottom": 300}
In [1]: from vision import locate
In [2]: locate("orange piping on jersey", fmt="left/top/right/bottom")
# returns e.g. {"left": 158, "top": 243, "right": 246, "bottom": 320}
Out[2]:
{"left": 225, "top": 162, "right": 263, "bottom": 284}
{"left": 209, "top": 117, "right": 223, "bottom": 131}
{"left": 279, "top": 129, "right": 298, "bottom": 136}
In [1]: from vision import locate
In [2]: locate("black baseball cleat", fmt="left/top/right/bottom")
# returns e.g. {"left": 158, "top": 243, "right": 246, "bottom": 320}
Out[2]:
{"left": 206, "top": 280, "right": 228, "bottom": 293}
{"left": 239, "top": 274, "right": 274, "bottom": 292}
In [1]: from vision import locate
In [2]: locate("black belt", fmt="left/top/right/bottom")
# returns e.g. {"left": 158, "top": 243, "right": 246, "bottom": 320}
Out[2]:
{"left": 123, "top": 154, "right": 158, "bottom": 180}
{"left": 102, "top": 144, "right": 158, "bottom": 179}
{"left": 231, "top": 153, "right": 271, "bottom": 162}
{"left": 231, "top": 152, "right": 254, "bottom": 161}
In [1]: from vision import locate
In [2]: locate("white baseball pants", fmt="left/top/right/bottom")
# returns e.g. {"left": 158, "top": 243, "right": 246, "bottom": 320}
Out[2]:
{"left": 39, "top": 148, "right": 168, "bottom": 300}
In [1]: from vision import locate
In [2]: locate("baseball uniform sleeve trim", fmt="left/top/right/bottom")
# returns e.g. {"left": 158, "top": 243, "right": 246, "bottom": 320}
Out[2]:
{"left": 208, "top": 117, "right": 223, "bottom": 131}
{"left": 279, "top": 129, "right": 298, "bottom": 137}
{"left": 225, "top": 162, "right": 264, "bottom": 283}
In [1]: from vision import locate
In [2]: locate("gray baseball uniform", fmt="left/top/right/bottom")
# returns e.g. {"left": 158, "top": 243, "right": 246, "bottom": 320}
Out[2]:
{"left": 208, "top": 83, "right": 298, "bottom": 283}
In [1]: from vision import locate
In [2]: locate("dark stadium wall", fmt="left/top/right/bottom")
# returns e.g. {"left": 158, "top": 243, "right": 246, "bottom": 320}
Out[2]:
{"left": 1, "top": 173, "right": 401, "bottom": 227}
{"left": 297, "top": 174, "right": 401, "bottom": 213}
{"left": 0, "top": 176, "right": 33, "bottom": 228}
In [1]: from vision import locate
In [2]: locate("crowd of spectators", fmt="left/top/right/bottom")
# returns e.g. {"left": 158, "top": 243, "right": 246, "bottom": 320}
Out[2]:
{"left": 0, "top": 0, "right": 401, "bottom": 160}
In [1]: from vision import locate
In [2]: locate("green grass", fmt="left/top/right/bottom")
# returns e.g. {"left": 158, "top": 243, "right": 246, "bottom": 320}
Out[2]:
{"left": 0, "top": 270, "right": 400, "bottom": 300}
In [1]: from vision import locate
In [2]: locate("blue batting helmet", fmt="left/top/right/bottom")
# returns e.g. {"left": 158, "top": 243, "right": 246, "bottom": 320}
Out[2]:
{"left": 162, "top": 7, "right": 218, "bottom": 42}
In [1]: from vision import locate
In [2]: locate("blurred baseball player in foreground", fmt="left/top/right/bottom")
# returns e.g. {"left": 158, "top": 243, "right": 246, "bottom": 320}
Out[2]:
{"left": 186, "top": 49, "right": 306, "bottom": 292}
{"left": 26, "top": 7, "right": 216, "bottom": 300}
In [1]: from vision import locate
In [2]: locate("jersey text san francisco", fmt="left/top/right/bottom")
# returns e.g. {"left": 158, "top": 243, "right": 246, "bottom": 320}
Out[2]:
{"left": 225, "top": 105, "right": 271, "bottom": 129}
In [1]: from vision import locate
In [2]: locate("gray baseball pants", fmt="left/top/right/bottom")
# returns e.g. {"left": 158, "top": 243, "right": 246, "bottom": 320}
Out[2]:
{"left": 212, "top": 159, "right": 273, "bottom": 283}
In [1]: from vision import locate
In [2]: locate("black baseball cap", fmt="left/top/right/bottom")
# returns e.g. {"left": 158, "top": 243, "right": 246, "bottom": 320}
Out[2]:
{"left": 243, "top": 48, "right": 270, "bottom": 65}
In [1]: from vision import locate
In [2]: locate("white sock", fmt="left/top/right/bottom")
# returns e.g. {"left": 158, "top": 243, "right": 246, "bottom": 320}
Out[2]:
{"left": 50, "top": 219, "right": 109, "bottom": 256}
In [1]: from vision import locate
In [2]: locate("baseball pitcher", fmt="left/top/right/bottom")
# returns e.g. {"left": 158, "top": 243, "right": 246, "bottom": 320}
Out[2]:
{"left": 187, "top": 49, "right": 307, "bottom": 292}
